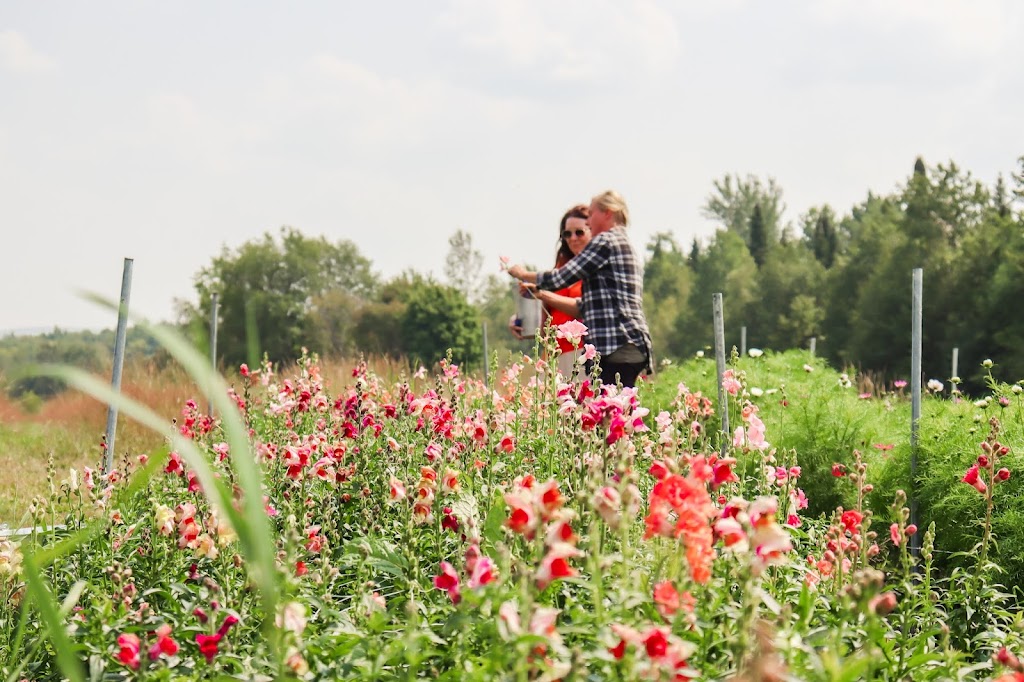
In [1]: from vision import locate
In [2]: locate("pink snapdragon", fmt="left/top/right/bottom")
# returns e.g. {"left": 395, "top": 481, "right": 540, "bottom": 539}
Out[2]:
{"left": 116, "top": 633, "right": 141, "bottom": 669}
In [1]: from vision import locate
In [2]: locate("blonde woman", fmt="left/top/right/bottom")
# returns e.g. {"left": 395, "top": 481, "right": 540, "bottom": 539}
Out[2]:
{"left": 509, "top": 190, "right": 653, "bottom": 388}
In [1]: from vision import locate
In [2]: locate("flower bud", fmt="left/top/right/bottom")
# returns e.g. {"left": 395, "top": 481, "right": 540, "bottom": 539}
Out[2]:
{"left": 870, "top": 591, "right": 898, "bottom": 616}
{"left": 996, "top": 468, "right": 1011, "bottom": 482}
{"left": 994, "top": 647, "right": 1021, "bottom": 670}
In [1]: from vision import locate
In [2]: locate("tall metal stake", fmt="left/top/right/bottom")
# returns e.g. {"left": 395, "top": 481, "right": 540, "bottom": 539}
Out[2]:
{"left": 809, "top": 337, "right": 817, "bottom": 357}
{"left": 951, "top": 347, "right": 959, "bottom": 381}
{"left": 103, "top": 257, "right": 134, "bottom": 475}
{"left": 740, "top": 326, "right": 747, "bottom": 357}
{"left": 208, "top": 292, "right": 219, "bottom": 417}
{"left": 713, "top": 293, "right": 729, "bottom": 457}
{"left": 481, "top": 321, "right": 489, "bottom": 388}
{"left": 910, "top": 268, "right": 923, "bottom": 557}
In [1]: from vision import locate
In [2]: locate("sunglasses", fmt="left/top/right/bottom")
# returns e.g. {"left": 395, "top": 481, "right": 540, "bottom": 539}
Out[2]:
{"left": 562, "top": 229, "right": 588, "bottom": 238}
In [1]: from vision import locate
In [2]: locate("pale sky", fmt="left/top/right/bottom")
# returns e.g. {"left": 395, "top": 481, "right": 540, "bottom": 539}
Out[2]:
{"left": 2, "top": 1, "right": 1023, "bottom": 333}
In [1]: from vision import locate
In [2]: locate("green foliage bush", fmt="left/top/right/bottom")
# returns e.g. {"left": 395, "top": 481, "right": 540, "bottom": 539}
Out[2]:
{"left": 873, "top": 382, "right": 1024, "bottom": 588}
{"left": 647, "top": 350, "right": 1024, "bottom": 588}
{"left": 646, "top": 350, "right": 906, "bottom": 517}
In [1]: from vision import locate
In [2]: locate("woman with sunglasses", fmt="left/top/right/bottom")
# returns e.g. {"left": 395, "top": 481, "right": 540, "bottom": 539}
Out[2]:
{"left": 509, "top": 204, "right": 592, "bottom": 378}
{"left": 508, "top": 190, "right": 652, "bottom": 389}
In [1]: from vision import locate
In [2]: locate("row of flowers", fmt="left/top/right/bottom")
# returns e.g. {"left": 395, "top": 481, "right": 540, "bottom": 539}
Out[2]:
{"left": 1, "top": 325, "right": 1022, "bottom": 680}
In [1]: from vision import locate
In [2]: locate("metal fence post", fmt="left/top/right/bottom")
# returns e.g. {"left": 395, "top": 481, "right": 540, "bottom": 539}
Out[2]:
{"left": 740, "top": 325, "right": 747, "bottom": 357}
{"left": 809, "top": 337, "right": 817, "bottom": 357}
{"left": 103, "top": 258, "right": 133, "bottom": 475}
{"left": 482, "top": 321, "right": 489, "bottom": 388}
{"left": 208, "top": 292, "right": 219, "bottom": 416}
{"left": 951, "top": 347, "right": 959, "bottom": 382}
{"left": 910, "top": 268, "right": 923, "bottom": 557}
{"left": 713, "top": 293, "right": 729, "bottom": 457}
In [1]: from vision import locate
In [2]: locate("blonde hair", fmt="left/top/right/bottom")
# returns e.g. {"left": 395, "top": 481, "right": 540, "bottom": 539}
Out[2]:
{"left": 592, "top": 190, "right": 629, "bottom": 226}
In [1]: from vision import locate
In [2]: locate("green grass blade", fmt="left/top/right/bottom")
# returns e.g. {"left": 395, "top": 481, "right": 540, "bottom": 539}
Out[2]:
{"left": 50, "top": 294, "right": 278, "bottom": 639}
{"left": 131, "top": 318, "right": 279, "bottom": 612}
{"left": 3, "top": 590, "right": 33, "bottom": 681}
{"left": 35, "top": 357, "right": 281, "bottom": 658}
{"left": 21, "top": 553, "right": 84, "bottom": 682}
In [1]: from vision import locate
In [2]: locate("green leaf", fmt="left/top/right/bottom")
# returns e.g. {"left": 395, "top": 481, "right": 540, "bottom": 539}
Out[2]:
{"left": 22, "top": 553, "right": 84, "bottom": 682}
{"left": 34, "top": 293, "right": 281, "bottom": 659}
{"left": 483, "top": 490, "right": 506, "bottom": 546}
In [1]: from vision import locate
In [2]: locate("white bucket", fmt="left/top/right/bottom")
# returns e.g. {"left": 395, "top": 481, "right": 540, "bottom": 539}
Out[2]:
{"left": 515, "top": 290, "right": 543, "bottom": 338}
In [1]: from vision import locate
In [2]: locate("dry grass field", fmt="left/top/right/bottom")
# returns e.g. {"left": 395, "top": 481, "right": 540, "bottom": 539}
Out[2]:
{"left": 0, "top": 354, "right": 415, "bottom": 526}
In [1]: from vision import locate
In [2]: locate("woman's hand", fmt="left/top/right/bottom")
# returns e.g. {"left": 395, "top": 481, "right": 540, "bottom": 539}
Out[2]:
{"left": 508, "top": 314, "right": 524, "bottom": 340}
{"left": 507, "top": 265, "right": 538, "bottom": 283}
{"left": 519, "top": 281, "right": 540, "bottom": 299}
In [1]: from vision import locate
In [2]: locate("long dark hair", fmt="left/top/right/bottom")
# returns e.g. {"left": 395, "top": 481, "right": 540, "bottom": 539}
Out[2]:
{"left": 555, "top": 204, "right": 590, "bottom": 267}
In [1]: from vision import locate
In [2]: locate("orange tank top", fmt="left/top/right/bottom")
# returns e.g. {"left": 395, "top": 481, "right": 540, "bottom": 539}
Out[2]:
{"left": 548, "top": 280, "right": 584, "bottom": 354}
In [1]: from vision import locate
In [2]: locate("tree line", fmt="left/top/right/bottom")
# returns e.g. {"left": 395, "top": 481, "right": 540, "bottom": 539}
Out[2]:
{"left": 4, "top": 154, "right": 1024, "bottom": 404}
{"left": 649, "top": 156, "right": 1024, "bottom": 392}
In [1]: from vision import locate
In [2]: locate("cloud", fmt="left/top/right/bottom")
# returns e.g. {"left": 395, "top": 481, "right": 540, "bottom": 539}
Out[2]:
{"left": 301, "top": 53, "right": 535, "bottom": 148}
{"left": 436, "top": 0, "right": 681, "bottom": 85}
{"left": 0, "top": 30, "right": 57, "bottom": 74}
{"left": 810, "top": 0, "right": 1018, "bottom": 57}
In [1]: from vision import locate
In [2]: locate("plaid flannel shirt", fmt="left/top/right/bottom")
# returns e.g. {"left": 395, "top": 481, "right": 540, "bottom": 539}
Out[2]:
{"left": 536, "top": 227, "right": 653, "bottom": 369}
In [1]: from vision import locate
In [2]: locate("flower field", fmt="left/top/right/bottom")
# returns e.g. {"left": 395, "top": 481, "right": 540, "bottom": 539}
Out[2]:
{"left": 1, "top": 342, "right": 1023, "bottom": 681}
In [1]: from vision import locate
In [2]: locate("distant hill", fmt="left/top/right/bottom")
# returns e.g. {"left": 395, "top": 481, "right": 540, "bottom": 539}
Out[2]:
{"left": 1, "top": 326, "right": 107, "bottom": 338}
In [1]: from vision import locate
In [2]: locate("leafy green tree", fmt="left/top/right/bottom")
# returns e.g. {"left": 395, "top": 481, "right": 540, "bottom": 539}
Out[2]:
{"left": 187, "top": 227, "right": 377, "bottom": 367}
{"left": 981, "top": 226, "right": 1024, "bottom": 383}
{"left": 744, "top": 242, "right": 825, "bottom": 351}
{"left": 350, "top": 271, "right": 425, "bottom": 358}
{"left": 819, "top": 194, "right": 904, "bottom": 367}
{"left": 476, "top": 273, "right": 530, "bottom": 361}
{"left": 0, "top": 326, "right": 167, "bottom": 399}
{"left": 306, "top": 290, "right": 363, "bottom": 358}
{"left": 844, "top": 160, "right": 981, "bottom": 377}
{"left": 677, "top": 230, "right": 757, "bottom": 354}
{"left": 401, "top": 283, "right": 482, "bottom": 367}
{"left": 702, "top": 174, "right": 786, "bottom": 248}
{"left": 941, "top": 186, "right": 1022, "bottom": 390}
{"left": 643, "top": 233, "right": 692, "bottom": 359}
{"left": 444, "top": 229, "right": 485, "bottom": 305}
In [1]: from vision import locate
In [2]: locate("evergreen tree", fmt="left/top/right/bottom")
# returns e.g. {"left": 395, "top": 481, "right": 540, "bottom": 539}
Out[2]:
{"left": 1013, "top": 156, "right": 1024, "bottom": 207}
{"left": 688, "top": 238, "right": 701, "bottom": 268}
{"left": 748, "top": 204, "right": 767, "bottom": 267}
{"left": 808, "top": 206, "right": 838, "bottom": 268}
{"left": 994, "top": 174, "right": 1011, "bottom": 219}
